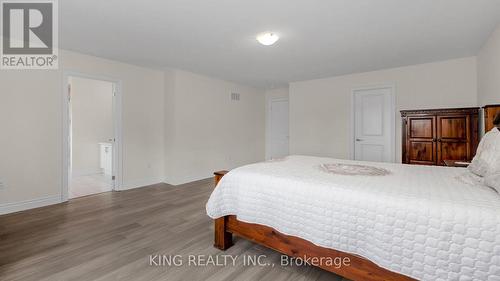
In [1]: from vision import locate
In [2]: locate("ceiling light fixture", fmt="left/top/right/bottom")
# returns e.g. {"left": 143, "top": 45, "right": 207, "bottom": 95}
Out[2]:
{"left": 256, "top": 32, "right": 279, "bottom": 46}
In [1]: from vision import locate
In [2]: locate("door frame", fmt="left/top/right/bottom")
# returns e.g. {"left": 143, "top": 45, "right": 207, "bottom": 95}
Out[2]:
{"left": 61, "top": 71, "right": 123, "bottom": 202}
{"left": 266, "top": 97, "right": 289, "bottom": 160}
{"left": 350, "top": 84, "right": 396, "bottom": 162}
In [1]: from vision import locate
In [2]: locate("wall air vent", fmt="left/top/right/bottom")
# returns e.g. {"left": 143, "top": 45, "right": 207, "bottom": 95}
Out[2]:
{"left": 231, "top": 92, "right": 240, "bottom": 101}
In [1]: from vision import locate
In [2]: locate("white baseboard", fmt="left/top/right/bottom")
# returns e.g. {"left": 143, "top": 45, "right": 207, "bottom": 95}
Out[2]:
{"left": 165, "top": 172, "right": 215, "bottom": 186}
{"left": 0, "top": 195, "right": 62, "bottom": 215}
{"left": 164, "top": 178, "right": 187, "bottom": 186}
{"left": 120, "top": 177, "right": 164, "bottom": 191}
{"left": 164, "top": 175, "right": 212, "bottom": 186}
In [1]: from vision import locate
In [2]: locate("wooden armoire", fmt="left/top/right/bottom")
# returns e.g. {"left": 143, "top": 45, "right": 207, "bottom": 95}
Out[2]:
{"left": 484, "top": 104, "right": 500, "bottom": 132}
{"left": 401, "top": 107, "right": 480, "bottom": 166}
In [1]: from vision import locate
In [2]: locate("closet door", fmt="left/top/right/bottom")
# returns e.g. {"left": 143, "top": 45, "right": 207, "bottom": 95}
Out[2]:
{"left": 436, "top": 115, "right": 469, "bottom": 165}
{"left": 406, "top": 116, "right": 437, "bottom": 165}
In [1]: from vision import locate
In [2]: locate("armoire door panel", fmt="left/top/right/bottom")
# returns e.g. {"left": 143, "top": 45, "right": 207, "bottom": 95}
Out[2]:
{"left": 438, "top": 116, "right": 467, "bottom": 140}
{"left": 436, "top": 115, "right": 470, "bottom": 165}
{"left": 408, "top": 117, "right": 434, "bottom": 139}
{"left": 408, "top": 140, "right": 435, "bottom": 164}
{"left": 438, "top": 142, "right": 468, "bottom": 164}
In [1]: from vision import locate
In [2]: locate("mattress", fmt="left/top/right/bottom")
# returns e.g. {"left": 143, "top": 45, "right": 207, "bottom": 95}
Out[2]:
{"left": 206, "top": 155, "right": 500, "bottom": 281}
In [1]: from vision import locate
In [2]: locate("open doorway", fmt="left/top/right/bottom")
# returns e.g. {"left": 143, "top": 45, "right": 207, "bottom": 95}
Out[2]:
{"left": 63, "top": 74, "right": 121, "bottom": 199}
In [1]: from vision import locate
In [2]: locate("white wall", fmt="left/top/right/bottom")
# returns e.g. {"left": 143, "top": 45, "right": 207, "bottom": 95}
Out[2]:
{"left": 265, "top": 87, "right": 289, "bottom": 159}
{"left": 289, "top": 57, "right": 478, "bottom": 162}
{"left": 0, "top": 50, "right": 165, "bottom": 211}
{"left": 0, "top": 49, "right": 266, "bottom": 212}
{"left": 0, "top": 68, "right": 62, "bottom": 206}
{"left": 71, "top": 77, "right": 114, "bottom": 176}
{"left": 164, "top": 70, "right": 265, "bottom": 185}
{"left": 478, "top": 25, "right": 500, "bottom": 106}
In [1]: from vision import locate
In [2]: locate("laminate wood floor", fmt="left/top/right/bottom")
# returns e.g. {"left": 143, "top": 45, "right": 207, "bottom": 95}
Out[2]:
{"left": 0, "top": 179, "right": 348, "bottom": 281}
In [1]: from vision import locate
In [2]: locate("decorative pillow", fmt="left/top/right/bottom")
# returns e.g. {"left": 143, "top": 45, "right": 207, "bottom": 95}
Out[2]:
{"left": 455, "top": 171, "right": 484, "bottom": 186}
{"left": 468, "top": 158, "right": 490, "bottom": 177}
{"left": 485, "top": 173, "right": 500, "bottom": 193}
{"left": 468, "top": 128, "right": 500, "bottom": 177}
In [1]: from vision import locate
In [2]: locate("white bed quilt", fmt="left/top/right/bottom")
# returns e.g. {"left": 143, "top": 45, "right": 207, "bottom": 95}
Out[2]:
{"left": 206, "top": 155, "right": 500, "bottom": 281}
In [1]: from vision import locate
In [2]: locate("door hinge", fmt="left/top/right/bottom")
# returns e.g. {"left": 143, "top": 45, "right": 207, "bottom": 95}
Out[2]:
{"left": 112, "top": 176, "right": 116, "bottom": 181}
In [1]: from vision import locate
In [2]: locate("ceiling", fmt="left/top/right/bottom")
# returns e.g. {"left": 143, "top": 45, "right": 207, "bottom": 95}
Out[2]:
{"left": 61, "top": 0, "right": 500, "bottom": 89}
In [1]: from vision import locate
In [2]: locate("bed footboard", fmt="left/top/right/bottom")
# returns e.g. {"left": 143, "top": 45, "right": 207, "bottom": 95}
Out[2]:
{"left": 213, "top": 171, "right": 233, "bottom": 250}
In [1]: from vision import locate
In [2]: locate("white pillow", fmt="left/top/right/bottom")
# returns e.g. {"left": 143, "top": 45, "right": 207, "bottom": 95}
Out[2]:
{"left": 468, "top": 128, "right": 500, "bottom": 177}
{"left": 485, "top": 173, "right": 500, "bottom": 193}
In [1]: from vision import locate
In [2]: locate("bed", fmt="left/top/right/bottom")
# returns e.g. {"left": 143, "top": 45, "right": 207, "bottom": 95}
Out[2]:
{"left": 206, "top": 155, "right": 500, "bottom": 281}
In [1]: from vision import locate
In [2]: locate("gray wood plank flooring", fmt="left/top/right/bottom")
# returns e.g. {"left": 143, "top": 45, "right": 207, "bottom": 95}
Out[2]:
{"left": 0, "top": 179, "right": 347, "bottom": 281}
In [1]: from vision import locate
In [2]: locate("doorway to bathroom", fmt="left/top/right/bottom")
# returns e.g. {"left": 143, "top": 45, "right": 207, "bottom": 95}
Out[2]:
{"left": 64, "top": 74, "right": 120, "bottom": 199}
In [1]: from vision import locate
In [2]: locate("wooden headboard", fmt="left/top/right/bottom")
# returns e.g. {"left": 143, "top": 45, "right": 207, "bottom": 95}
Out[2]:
{"left": 484, "top": 104, "right": 500, "bottom": 132}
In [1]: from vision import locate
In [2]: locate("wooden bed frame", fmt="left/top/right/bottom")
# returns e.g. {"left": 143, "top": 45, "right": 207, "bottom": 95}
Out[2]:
{"left": 212, "top": 170, "right": 415, "bottom": 281}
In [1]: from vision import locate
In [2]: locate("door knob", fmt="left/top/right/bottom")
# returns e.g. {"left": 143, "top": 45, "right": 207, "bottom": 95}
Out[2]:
{"left": 356, "top": 138, "right": 363, "bottom": 142}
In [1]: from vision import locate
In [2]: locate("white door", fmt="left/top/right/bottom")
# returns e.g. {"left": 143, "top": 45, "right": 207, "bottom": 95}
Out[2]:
{"left": 353, "top": 87, "right": 394, "bottom": 162}
{"left": 268, "top": 99, "right": 289, "bottom": 159}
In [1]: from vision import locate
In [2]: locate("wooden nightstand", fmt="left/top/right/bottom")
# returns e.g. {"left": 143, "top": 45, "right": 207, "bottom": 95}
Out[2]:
{"left": 443, "top": 160, "right": 470, "bottom": 168}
